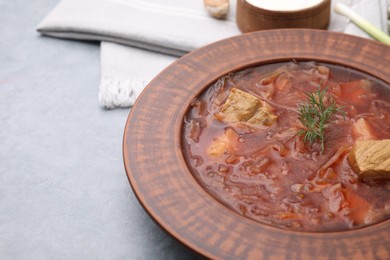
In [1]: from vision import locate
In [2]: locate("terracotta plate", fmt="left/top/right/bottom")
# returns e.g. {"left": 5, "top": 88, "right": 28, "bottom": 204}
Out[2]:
{"left": 123, "top": 29, "right": 390, "bottom": 259}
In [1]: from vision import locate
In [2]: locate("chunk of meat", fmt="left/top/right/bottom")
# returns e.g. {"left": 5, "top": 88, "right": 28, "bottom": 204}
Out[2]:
{"left": 348, "top": 140, "right": 390, "bottom": 180}
{"left": 215, "top": 88, "right": 277, "bottom": 126}
{"left": 351, "top": 118, "right": 376, "bottom": 141}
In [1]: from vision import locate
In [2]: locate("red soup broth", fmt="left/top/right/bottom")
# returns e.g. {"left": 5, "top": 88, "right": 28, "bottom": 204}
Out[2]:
{"left": 182, "top": 61, "right": 390, "bottom": 232}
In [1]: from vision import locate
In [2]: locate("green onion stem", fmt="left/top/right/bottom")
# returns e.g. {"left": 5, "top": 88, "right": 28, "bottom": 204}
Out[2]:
{"left": 334, "top": 3, "right": 390, "bottom": 45}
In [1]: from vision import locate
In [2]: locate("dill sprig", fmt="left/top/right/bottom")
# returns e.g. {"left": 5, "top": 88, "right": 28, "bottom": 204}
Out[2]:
{"left": 297, "top": 88, "right": 345, "bottom": 153}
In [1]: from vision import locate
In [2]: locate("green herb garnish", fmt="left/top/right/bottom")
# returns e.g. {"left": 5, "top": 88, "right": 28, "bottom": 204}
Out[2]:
{"left": 297, "top": 88, "right": 345, "bottom": 153}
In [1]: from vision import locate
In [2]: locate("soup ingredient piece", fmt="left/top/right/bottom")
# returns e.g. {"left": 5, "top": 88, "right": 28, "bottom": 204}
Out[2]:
{"left": 215, "top": 88, "right": 277, "bottom": 126}
{"left": 344, "top": 190, "right": 370, "bottom": 225}
{"left": 322, "top": 183, "right": 344, "bottom": 213}
{"left": 348, "top": 140, "right": 390, "bottom": 180}
{"left": 317, "top": 65, "right": 330, "bottom": 76}
{"left": 208, "top": 138, "right": 229, "bottom": 157}
{"left": 203, "top": 0, "right": 229, "bottom": 19}
{"left": 207, "top": 128, "right": 239, "bottom": 157}
{"left": 297, "top": 88, "right": 345, "bottom": 153}
{"left": 340, "top": 79, "right": 372, "bottom": 104}
{"left": 208, "top": 125, "right": 257, "bottom": 158}
{"left": 188, "top": 119, "right": 205, "bottom": 143}
{"left": 291, "top": 183, "right": 303, "bottom": 193}
{"left": 351, "top": 118, "right": 376, "bottom": 140}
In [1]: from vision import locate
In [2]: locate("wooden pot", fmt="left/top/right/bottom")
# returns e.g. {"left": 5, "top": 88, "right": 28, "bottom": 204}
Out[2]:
{"left": 236, "top": 0, "right": 331, "bottom": 32}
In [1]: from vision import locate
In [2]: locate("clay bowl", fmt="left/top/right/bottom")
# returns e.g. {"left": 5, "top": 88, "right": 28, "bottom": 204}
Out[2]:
{"left": 123, "top": 29, "right": 390, "bottom": 259}
{"left": 236, "top": 0, "right": 331, "bottom": 32}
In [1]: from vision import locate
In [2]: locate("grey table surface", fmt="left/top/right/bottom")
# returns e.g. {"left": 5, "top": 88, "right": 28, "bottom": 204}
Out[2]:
{"left": 0, "top": 0, "right": 201, "bottom": 259}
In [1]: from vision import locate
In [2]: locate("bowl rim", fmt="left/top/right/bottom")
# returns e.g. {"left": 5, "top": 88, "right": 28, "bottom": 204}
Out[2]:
{"left": 123, "top": 29, "right": 390, "bottom": 259}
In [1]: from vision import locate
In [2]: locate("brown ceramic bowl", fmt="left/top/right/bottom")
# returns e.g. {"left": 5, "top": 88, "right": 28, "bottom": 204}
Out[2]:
{"left": 236, "top": 0, "right": 330, "bottom": 32}
{"left": 123, "top": 29, "right": 390, "bottom": 259}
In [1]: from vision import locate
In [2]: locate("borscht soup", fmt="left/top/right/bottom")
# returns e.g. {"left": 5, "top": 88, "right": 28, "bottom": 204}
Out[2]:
{"left": 182, "top": 61, "right": 390, "bottom": 232}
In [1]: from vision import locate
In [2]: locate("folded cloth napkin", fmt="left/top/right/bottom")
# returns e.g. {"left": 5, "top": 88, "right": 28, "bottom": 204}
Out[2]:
{"left": 37, "top": 0, "right": 240, "bottom": 108}
{"left": 37, "top": 0, "right": 388, "bottom": 109}
{"left": 99, "top": 43, "right": 176, "bottom": 108}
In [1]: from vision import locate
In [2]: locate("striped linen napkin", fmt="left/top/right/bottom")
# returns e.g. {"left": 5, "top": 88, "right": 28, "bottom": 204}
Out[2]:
{"left": 37, "top": 0, "right": 388, "bottom": 109}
